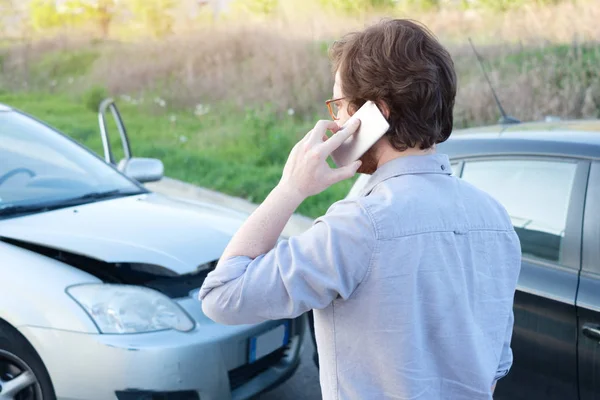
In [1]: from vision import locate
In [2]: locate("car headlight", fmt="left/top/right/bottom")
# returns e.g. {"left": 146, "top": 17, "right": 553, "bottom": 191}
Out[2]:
{"left": 67, "top": 284, "right": 195, "bottom": 334}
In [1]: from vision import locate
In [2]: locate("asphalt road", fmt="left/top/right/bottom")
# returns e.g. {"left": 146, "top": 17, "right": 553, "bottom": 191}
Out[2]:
{"left": 257, "top": 332, "right": 322, "bottom": 400}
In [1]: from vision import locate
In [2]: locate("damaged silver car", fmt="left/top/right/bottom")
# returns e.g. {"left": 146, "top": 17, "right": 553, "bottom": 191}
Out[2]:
{"left": 0, "top": 100, "right": 306, "bottom": 400}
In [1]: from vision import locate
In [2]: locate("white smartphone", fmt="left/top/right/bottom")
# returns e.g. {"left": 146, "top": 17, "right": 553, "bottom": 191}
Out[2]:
{"left": 330, "top": 101, "right": 390, "bottom": 167}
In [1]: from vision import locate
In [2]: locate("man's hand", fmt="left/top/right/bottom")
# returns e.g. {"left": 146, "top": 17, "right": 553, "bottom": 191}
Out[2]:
{"left": 215, "top": 118, "right": 362, "bottom": 263}
{"left": 279, "top": 119, "right": 362, "bottom": 201}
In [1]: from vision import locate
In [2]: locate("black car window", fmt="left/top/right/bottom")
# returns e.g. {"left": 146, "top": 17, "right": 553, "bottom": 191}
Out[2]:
{"left": 461, "top": 159, "right": 577, "bottom": 265}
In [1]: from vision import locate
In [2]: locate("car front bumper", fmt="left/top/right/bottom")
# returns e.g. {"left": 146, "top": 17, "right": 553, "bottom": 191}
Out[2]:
{"left": 19, "top": 297, "right": 306, "bottom": 400}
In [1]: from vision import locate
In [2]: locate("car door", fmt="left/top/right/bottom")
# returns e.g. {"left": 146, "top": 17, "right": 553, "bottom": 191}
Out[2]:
{"left": 458, "top": 157, "right": 588, "bottom": 400}
{"left": 578, "top": 160, "right": 600, "bottom": 400}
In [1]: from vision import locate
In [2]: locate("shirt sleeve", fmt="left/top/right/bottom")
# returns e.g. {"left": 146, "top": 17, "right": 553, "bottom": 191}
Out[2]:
{"left": 494, "top": 310, "right": 515, "bottom": 384}
{"left": 199, "top": 199, "right": 377, "bottom": 325}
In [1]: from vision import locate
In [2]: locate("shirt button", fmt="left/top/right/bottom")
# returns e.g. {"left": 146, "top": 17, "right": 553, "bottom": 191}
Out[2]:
{"left": 441, "top": 165, "right": 446, "bottom": 171}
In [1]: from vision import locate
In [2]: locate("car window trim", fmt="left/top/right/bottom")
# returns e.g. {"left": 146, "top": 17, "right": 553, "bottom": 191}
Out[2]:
{"left": 450, "top": 155, "right": 588, "bottom": 272}
{"left": 450, "top": 160, "right": 464, "bottom": 177}
{"left": 582, "top": 161, "right": 600, "bottom": 275}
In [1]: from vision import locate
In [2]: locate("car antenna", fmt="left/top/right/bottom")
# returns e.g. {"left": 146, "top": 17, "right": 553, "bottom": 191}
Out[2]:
{"left": 468, "top": 38, "right": 520, "bottom": 125}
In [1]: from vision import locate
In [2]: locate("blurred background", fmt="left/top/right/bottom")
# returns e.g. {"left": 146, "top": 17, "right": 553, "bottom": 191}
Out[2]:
{"left": 0, "top": 0, "right": 598, "bottom": 217}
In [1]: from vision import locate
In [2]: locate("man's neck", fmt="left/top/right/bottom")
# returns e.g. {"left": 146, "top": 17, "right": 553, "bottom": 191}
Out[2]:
{"left": 377, "top": 145, "right": 436, "bottom": 169}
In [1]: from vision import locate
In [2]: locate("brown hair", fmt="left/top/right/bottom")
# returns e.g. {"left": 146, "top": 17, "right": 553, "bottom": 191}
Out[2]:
{"left": 330, "top": 19, "right": 457, "bottom": 151}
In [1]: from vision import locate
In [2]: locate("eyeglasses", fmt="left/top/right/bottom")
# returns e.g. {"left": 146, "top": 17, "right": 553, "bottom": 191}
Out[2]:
{"left": 325, "top": 97, "right": 346, "bottom": 121}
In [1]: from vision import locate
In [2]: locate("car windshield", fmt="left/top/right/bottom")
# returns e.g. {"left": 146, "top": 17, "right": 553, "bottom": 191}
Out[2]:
{"left": 0, "top": 110, "right": 144, "bottom": 217}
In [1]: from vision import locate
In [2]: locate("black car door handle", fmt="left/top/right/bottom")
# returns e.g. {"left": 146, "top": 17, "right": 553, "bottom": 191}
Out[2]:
{"left": 582, "top": 324, "right": 600, "bottom": 342}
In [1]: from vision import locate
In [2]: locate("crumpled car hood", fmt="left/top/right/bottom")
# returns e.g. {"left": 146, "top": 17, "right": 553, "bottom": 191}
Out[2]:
{"left": 0, "top": 193, "right": 247, "bottom": 275}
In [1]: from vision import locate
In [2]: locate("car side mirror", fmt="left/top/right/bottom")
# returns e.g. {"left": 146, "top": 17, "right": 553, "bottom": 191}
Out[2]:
{"left": 118, "top": 157, "right": 164, "bottom": 183}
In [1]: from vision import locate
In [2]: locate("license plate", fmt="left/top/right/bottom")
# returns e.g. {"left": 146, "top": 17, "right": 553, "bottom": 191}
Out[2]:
{"left": 248, "top": 322, "right": 289, "bottom": 363}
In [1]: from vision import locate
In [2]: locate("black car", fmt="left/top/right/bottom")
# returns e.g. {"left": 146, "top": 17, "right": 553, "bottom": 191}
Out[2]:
{"left": 310, "top": 119, "right": 600, "bottom": 399}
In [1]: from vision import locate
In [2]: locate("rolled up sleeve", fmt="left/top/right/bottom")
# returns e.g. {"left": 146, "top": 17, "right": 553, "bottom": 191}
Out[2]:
{"left": 199, "top": 199, "right": 376, "bottom": 325}
{"left": 494, "top": 310, "right": 515, "bottom": 384}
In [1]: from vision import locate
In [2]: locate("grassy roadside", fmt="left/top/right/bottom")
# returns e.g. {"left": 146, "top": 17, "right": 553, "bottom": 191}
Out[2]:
{"left": 3, "top": 37, "right": 600, "bottom": 217}
{"left": 2, "top": 1, "right": 599, "bottom": 218}
{"left": 0, "top": 92, "right": 355, "bottom": 218}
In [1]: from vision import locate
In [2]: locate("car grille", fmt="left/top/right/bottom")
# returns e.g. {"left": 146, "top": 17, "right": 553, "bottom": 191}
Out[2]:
{"left": 143, "top": 268, "right": 212, "bottom": 298}
{"left": 228, "top": 346, "right": 289, "bottom": 391}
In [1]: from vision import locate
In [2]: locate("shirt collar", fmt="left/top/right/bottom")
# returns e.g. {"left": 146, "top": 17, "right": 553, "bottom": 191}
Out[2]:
{"left": 359, "top": 153, "right": 452, "bottom": 197}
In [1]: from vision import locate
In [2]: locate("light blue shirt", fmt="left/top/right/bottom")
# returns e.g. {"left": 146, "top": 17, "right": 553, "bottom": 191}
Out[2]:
{"left": 200, "top": 154, "right": 522, "bottom": 400}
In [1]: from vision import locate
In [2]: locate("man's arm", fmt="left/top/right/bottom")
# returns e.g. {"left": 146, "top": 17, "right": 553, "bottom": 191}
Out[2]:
{"left": 217, "top": 119, "right": 362, "bottom": 263}
{"left": 199, "top": 199, "right": 377, "bottom": 324}
{"left": 199, "top": 119, "right": 367, "bottom": 324}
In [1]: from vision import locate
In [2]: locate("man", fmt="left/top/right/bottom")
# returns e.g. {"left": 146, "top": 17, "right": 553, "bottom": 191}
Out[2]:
{"left": 200, "top": 19, "right": 521, "bottom": 400}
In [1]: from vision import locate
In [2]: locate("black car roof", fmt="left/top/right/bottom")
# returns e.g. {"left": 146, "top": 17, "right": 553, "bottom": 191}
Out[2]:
{"left": 440, "top": 119, "right": 600, "bottom": 161}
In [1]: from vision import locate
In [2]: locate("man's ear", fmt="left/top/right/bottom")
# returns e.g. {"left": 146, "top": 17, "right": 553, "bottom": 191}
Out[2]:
{"left": 377, "top": 101, "right": 391, "bottom": 119}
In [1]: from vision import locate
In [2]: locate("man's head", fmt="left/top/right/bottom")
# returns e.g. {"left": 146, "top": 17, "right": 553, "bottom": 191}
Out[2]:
{"left": 329, "top": 19, "right": 457, "bottom": 174}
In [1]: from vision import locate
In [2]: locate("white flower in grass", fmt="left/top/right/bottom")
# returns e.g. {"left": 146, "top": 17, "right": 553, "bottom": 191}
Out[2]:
{"left": 169, "top": 114, "right": 177, "bottom": 123}
{"left": 287, "top": 108, "right": 295, "bottom": 116}
{"left": 194, "top": 104, "right": 210, "bottom": 116}
{"left": 179, "top": 135, "right": 188, "bottom": 143}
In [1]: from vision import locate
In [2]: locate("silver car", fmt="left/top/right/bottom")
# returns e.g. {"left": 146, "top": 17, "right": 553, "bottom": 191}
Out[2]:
{"left": 0, "top": 101, "right": 306, "bottom": 400}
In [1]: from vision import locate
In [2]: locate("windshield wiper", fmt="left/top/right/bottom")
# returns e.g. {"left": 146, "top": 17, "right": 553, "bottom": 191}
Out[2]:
{"left": 63, "top": 189, "right": 124, "bottom": 202}
{"left": 0, "top": 189, "right": 145, "bottom": 218}
{"left": 0, "top": 203, "right": 57, "bottom": 216}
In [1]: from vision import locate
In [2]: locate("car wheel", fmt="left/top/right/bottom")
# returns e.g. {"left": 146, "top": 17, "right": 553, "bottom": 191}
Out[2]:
{"left": 0, "top": 321, "right": 55, "bottom": 400}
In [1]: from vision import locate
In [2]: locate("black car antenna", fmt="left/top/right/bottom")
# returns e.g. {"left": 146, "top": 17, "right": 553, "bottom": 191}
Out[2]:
{"left": 468, "top": 38, "right": 520, "bottom": 125}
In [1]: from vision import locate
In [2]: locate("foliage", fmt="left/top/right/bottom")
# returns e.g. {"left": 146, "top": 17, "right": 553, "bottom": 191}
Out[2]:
{"left": 32, "top": 49, "right": 99, "bottom": 79}
{"left": 28, "top": 0, "right": 117, "bottom": 36}
{"left": 4, "top": 0, "right": 599, "bottom": 218}
{"left": 401, "top": 0, "right": 441, "bottom": 11}
{"left": 82, "top": 85, "right": 108, "bottom": 112}
{"left": 469, "top": 0, "right": 564, "bottom": 12}
{"left": 319, "top": 0, "right": 395, "bottom": 14}
{"left": 127, "top": 0, "right": 176, "bottom": 38}
{"left": 241, "top": 0, "right": 279, "bottom": 16}
{"left": 29, "top": 0, "right": 62, "bottom": 31}
{"left": 88, "top": 0, "right": 118, "bottom": 38}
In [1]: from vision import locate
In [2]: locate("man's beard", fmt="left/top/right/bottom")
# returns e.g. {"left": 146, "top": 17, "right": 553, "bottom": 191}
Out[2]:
{"left": 357, "top": 146, "right": 379, "bottom": 175}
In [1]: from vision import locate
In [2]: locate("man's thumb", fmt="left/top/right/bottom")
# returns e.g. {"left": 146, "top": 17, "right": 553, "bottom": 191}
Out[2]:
{"left": 332, "top": 160, "right": 362, "bottom": 182}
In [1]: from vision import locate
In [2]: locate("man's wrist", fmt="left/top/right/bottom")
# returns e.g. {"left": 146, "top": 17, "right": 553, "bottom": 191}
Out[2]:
{"left": 274, "top": 181, "right": 306, "bottom": 208}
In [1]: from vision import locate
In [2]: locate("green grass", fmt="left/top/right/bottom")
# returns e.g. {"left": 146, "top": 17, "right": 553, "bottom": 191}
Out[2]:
{"left": 0, "top": 92, "right": 355, "bottom": 218}
{"left": 31, "top": 48, "right": 100, "bottom": 80}
{"left": 502, "top": 43, "right": 600, "bottom": 66}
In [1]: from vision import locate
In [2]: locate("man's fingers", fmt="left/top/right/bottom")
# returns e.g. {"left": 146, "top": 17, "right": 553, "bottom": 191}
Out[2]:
{"left": 330, "top": 160, "right": 362, "bottom": 184}
{"left": 321, "top": 119, "right": 360, "bottom": 154}
{"left": 309, "top": 120, "right": 340, "bottom": 144}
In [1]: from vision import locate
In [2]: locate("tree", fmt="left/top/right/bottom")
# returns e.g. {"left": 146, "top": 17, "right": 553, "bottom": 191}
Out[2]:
{"left": 28, "top": 0, "right": 118, "bottom": 37}
{"left": 29, "top": 0, "right": 62, "bottom": 31}
{"left": 245, "top": 0, "right": 278, "bottom": 16}
{"left": 128, "top": 0, "right": 176, "bottom": 38}
{"left": 0, "top": 0, "right": 15, "bottom": 35}
{"left": 91, "top": 0, "right": 118, "bottom": 38}
{"left": 319, "top": 0, "right": 395, "bottom": 14}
